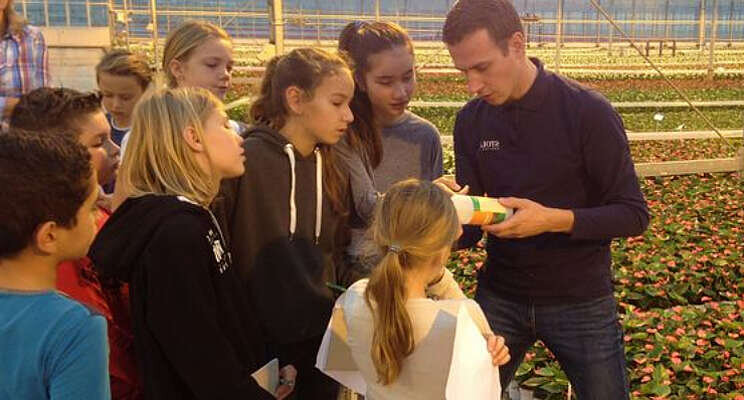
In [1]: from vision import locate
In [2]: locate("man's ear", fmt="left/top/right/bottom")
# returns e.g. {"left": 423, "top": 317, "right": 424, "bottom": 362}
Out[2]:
{"left": 182, "top": 126, "right": 205, "bottom": 153}
{"left": 508, "top": 31, "right": 527, "bottom": 57}
{"left": 33, "top": 221, "right": 60, "bottom": 256}
{"left": 284, "top": 85, "right": 306, "bottom": 115}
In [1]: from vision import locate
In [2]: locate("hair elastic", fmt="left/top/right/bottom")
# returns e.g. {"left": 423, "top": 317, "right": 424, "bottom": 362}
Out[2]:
{"left": 388, "top": 243, "right": 402, "bottom": 254}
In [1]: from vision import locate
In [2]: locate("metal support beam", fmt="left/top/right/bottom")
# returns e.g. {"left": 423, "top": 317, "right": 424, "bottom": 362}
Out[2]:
{"left": 607, "top": 0, "right": 614, "bottom": 53}
{"left": 65, "top": 0, "right": 71, "bottom": 26}
{"left": 86, "top": 0, "right": 91, "bottom": 27}
{"left": 150, "top": 0, "right": 159, "bottom": 67}
{"left": 269, "top": 0, "right": 284, "bottom": 55}
{"left": 635, "top": 158, "right": 739, "bottom": 177}
{"left": 123, "top": 0, "right": 130, "bottom": 49}
{"left": 554, "top": 0, "right": 563, "bottom": 73}
{"left": 43, "top": 0, "right": 49, "bottom": 27}
{"left": 663, "top": 0, "right": 671, "bottom": 40}
{"left": 707, "top": 0, "right": 718, "bottom": 80}
{"left": 698, "top": 0, "right": 706, "bottom": 49}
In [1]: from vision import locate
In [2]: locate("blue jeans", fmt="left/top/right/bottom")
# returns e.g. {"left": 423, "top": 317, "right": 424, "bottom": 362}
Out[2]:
{"left": 475, "top": 285, "right": 629, "bottom": 400}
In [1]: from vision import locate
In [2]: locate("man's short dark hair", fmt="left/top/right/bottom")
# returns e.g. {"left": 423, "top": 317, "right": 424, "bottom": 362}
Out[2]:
{"left": 10, "top": 87, "right": 103, "bottom": 135}
{"left": 0, "top": 129, "right": 93, "bottom": 258}
{"left": 443, "top": 0, "right": 523, "bottom": 51}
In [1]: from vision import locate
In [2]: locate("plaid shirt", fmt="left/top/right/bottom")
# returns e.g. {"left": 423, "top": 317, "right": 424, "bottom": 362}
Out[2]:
{"left": 1, "top": 25, "right": 50, "bottom": 128}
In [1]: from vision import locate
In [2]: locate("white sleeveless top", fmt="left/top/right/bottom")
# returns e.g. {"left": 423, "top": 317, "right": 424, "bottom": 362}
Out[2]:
{"left": 318, "top": 274, "right": 494, "bottom": 400}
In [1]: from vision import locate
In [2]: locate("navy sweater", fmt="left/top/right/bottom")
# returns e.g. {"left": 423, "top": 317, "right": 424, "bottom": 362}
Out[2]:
{"left": 455, "top": 58, "right": 649, "bottom": 304}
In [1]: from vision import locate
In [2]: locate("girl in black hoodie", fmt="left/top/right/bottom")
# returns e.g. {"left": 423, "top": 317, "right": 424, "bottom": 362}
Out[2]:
{"left": 90, "top": 87, "right": 296, "bottom": 400}
{"left": 216, "top": 48, "right": 354, "bottom": 399}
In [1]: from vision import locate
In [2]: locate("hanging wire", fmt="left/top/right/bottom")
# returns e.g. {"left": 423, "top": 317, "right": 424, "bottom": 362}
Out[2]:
{"left": 588, "top": 0, "right": 737, "bottom": 151}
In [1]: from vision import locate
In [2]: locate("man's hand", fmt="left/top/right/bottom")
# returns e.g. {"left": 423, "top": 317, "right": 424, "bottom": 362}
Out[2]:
{"left": 275, "top": 365, "right": 297, "bottom": 400}
{"left": 486, "top": 334, "right": 510, "bottom": 366}
{"left": 433, "top": 176, "right": 469, "bottom": 196}
{"left": 483, "top": 197, "right": 574, "bottom": 239}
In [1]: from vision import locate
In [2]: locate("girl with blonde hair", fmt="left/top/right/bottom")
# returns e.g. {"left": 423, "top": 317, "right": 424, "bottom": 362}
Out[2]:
{"left": 319, "top": 179, "right": 510, "bottom": 399}
{"left": 111, "top": 21, "right": 235, "bottom": 205}
{"left": 90, "top": 87, "right": 296, "bottom": 400}
{"left": 162, "top": 20, "right": 247, "bottom": 134}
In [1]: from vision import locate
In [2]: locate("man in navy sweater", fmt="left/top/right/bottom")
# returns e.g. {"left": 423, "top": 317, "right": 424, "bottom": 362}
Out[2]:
{"left": 439, "top": 0, "right": 649, "bottom": 397}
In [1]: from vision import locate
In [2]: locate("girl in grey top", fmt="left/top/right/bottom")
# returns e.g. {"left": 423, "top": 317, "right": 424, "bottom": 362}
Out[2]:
{"left": 336, "top": 21, "right": 443, "bottom": 285}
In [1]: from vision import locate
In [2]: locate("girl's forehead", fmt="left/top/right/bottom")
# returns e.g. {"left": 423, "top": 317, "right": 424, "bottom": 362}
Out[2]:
{"left": 317, "top": 70, "right": 354, "bottom": 93}
{"left": 192, "top": 37, "right": 233, "bottom": 57}
{"left": 366, "top": 45, "right": 414, "bottom": 76}
{"left": 98, "top": 72, "right": 142, "bottom": 90}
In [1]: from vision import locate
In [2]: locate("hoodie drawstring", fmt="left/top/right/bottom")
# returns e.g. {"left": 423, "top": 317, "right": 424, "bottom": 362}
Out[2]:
{"left": 283, "top": 144, "right": 323, "bottom": 244}
{"left": 314, "top": 148, "right": 323, "bottom": 244}
{"left": 284, "top": 144, "right": 297, "bottom": 239}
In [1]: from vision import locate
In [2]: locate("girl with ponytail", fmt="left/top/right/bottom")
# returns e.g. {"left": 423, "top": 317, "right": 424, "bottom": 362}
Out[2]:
{"left": 318, "top": 179, "right": 510, "bottom": 399}
{"left": 217, "top": 47, "right": 353, "bottom": 399}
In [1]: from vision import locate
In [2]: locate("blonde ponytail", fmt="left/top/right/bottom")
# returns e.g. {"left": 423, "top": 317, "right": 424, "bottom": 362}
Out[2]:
{"left": 364, "top": 250, "right": 414, "bottom": 385}
{"left": 364, "top": 179, "right": 460, "bottom": 385}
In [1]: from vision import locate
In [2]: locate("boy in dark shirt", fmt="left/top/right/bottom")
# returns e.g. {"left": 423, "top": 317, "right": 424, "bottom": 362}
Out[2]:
{"left": 438, "top": 0, "right": 649, "bottom": 397}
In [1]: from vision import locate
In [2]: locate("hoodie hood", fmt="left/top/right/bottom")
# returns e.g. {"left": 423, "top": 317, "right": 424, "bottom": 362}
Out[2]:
{"left": 246, "top": 125, "right": 323, "bottom": 244}
{"left": 90, "top": 194, "right": 206, "bottom": 286}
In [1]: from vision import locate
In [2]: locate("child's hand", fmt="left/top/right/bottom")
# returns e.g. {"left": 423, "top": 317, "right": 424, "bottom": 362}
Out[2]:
{"left": 485, "top": 333, "right": 510, "bottom": 366}
{"left": 433, "top": 176, "right": 469, "bottom": 196}
{"left": 275, "top": 365, "right": 297, "bottom": 399}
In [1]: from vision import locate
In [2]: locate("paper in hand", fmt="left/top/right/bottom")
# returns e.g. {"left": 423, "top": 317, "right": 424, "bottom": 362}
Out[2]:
{"left": 251, "top": 357, "right": 279, "bottom": 395}
{"left": 445, "top": 304, "right": 501, "bottom": 399}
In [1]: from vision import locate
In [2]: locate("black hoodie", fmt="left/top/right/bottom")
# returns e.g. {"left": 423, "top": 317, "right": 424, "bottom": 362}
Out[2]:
{"left": 214, "top": 125, "right": 345, "bottom": 345}
{"left": 90, "top": 194, "right": 273, "bottom": 400}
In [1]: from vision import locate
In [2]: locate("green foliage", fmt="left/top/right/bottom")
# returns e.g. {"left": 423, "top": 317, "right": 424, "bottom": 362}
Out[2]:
{"left": 413, "top": 106, "right": 744, "bottom": 135}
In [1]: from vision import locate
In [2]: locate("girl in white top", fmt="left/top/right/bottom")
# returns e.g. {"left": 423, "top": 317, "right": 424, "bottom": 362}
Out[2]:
{"left": 319, "top": 179, "right": 510, "bottom": 399}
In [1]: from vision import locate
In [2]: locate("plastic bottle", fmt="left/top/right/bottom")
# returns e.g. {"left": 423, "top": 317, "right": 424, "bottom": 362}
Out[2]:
{"left": 451, "top": 194, "right": 514, "bottom": 225}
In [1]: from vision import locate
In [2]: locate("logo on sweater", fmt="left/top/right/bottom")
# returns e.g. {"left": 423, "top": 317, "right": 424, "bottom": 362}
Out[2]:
{"left": 479, "top": 140, "right": 501, "bottom": 152}
{"left": 207, "top": 229, "right": 229, "bottom": 274}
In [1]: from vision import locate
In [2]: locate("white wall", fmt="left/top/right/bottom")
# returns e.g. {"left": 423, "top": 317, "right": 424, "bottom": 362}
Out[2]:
{"left": 40, "top": 27, "right": 110, "bottom": 92}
